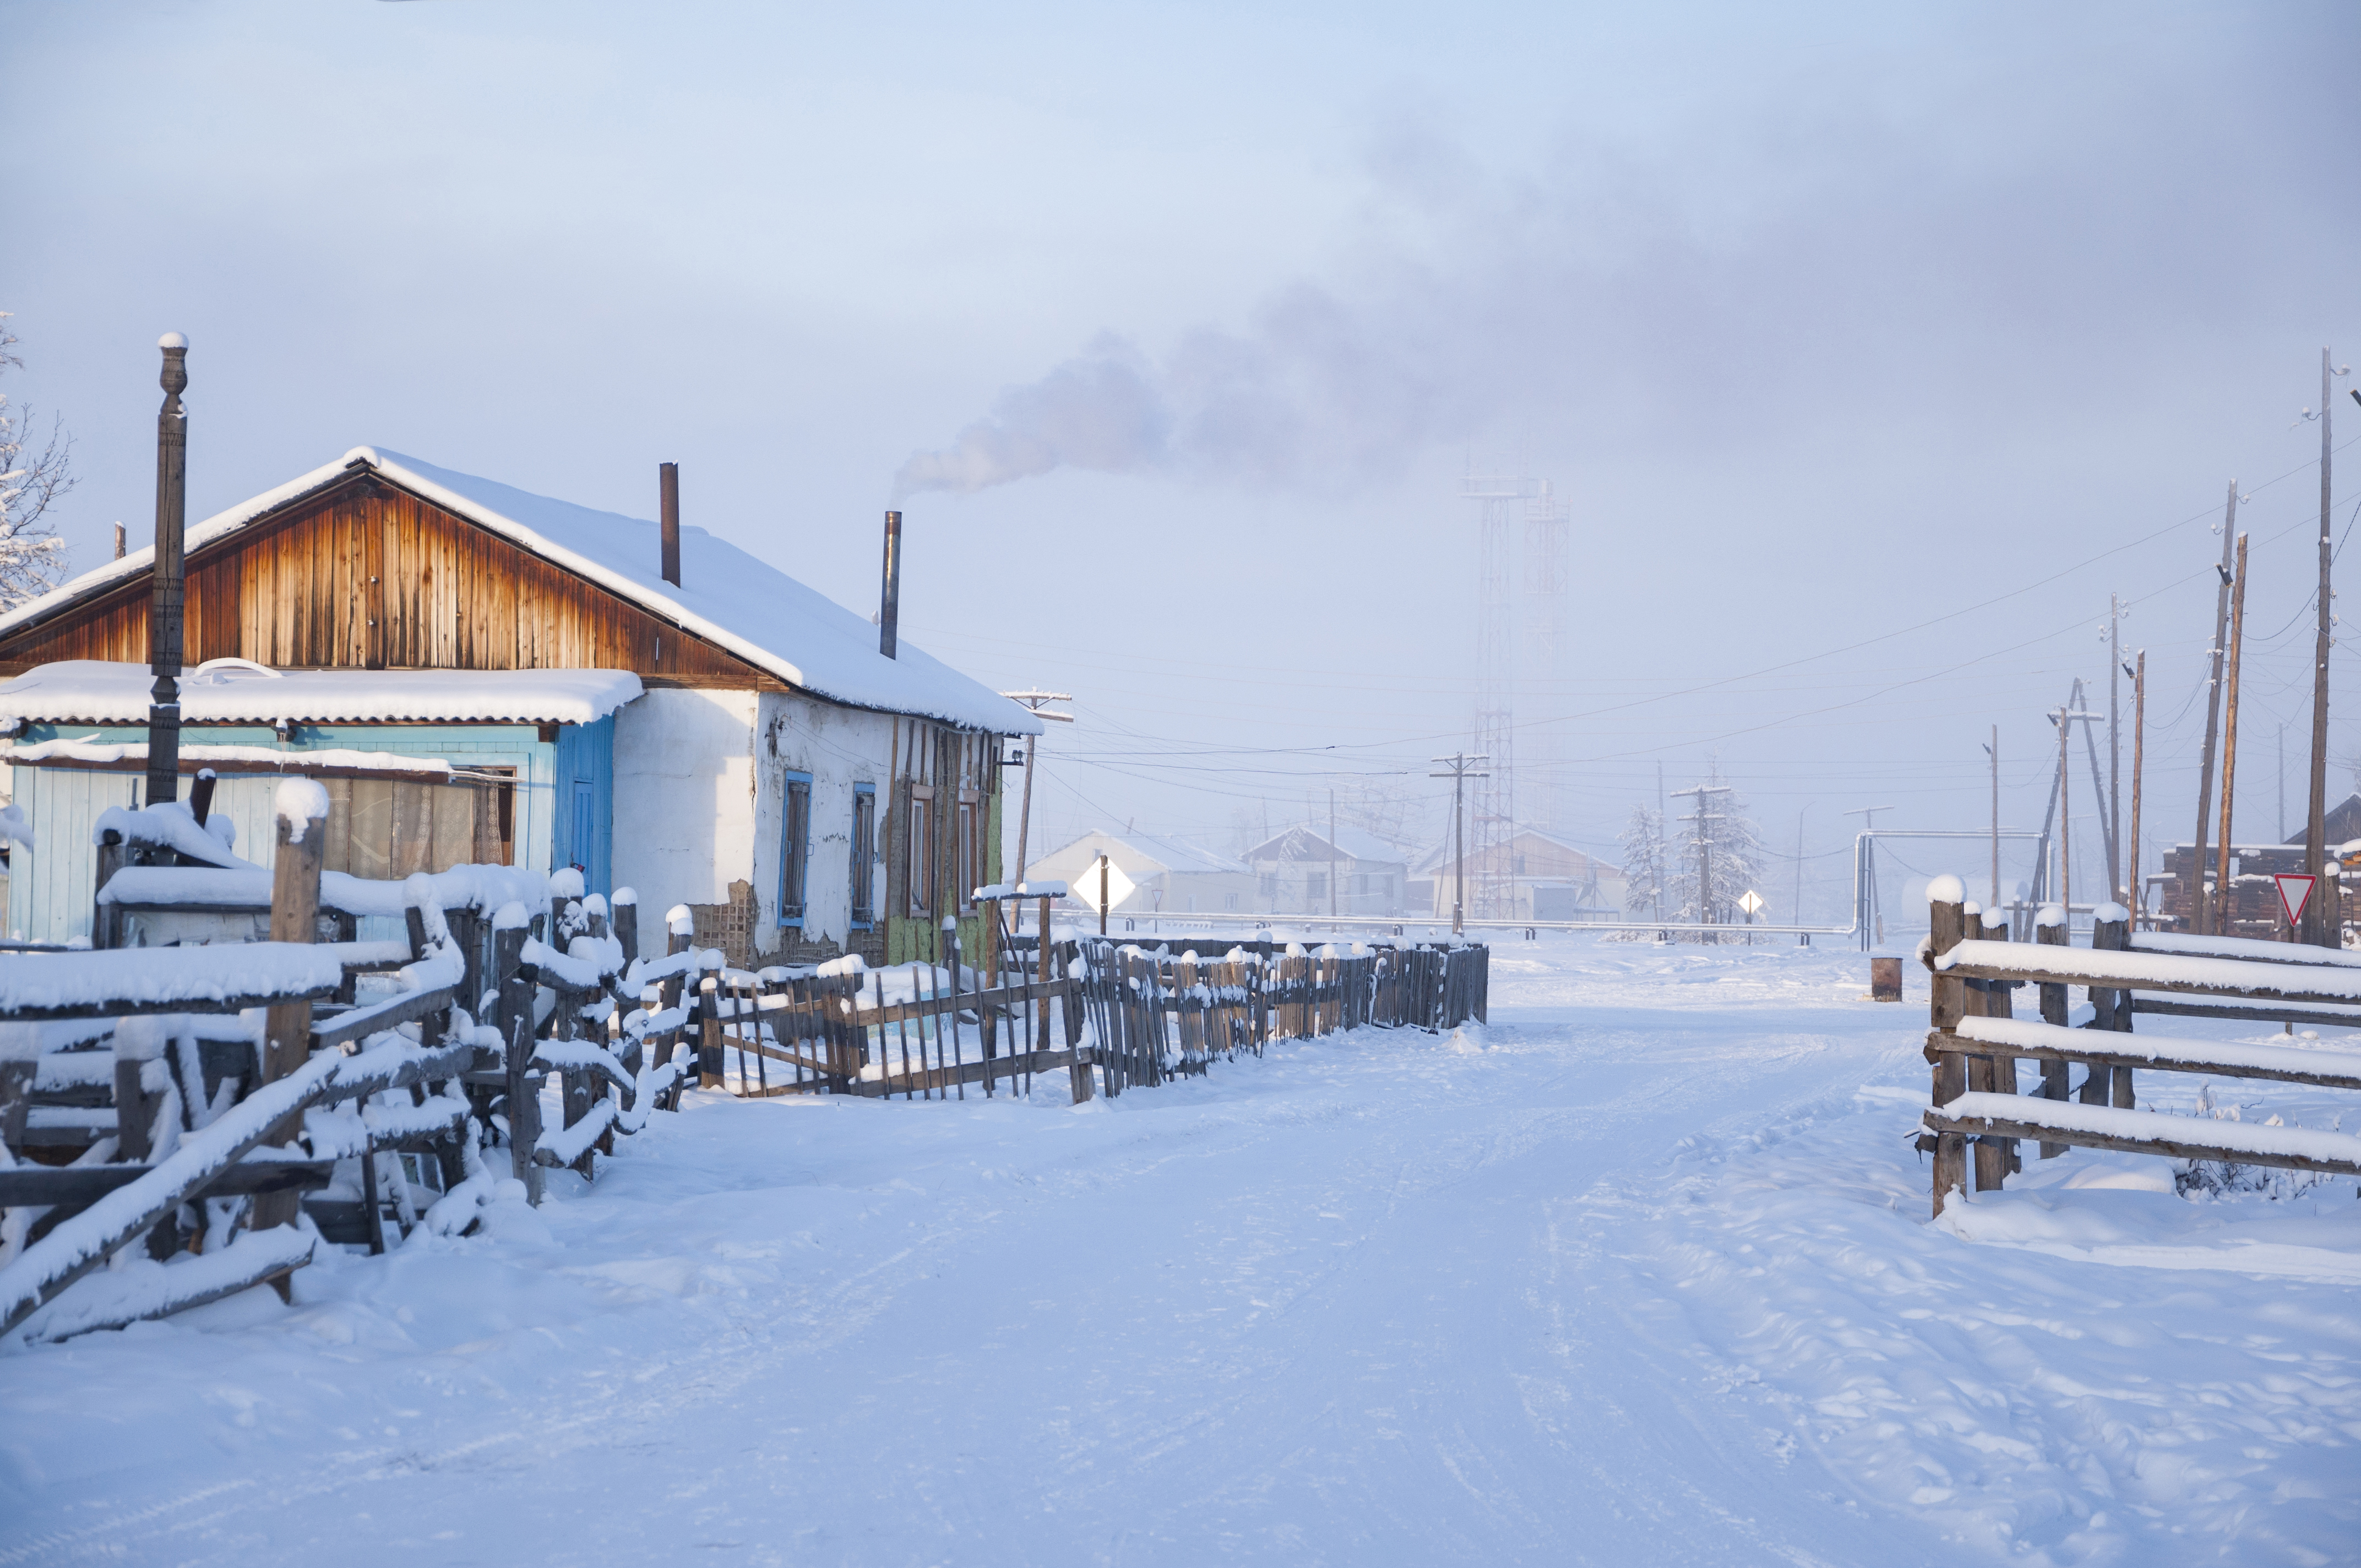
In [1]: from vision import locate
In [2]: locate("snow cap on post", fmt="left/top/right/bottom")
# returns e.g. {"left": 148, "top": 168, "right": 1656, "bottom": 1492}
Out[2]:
{"left": 274, "top": 777, "right": 331, "bottom": 843}
{"left": 2093, "top": 901, "right": 2130, "bottom": 924}
{"left": 2034, "top": 903, "right": 2066, "bottom": 928}
{"left": 492, "top": 899, "right": 531, "bottom": 932}
{"left": 610, "top": 886, "right": 637, "bottom": 908}
{"left": 1924, "top": 874, "right": 1966, "bottom": 906}
{"left": 157, "top": 332, "right": 187, "bottom": 350}
{"left": 666, "top": 903, "right": 694, "bottom": 936}
{"left": 1981, "top": 905, "right": 2009, "bottom": 929}
{"left": 551, "top": 867, "right": 585, "bottom": 900}
{"left": 582, "top": 892, "right": 607, "bottom": 918}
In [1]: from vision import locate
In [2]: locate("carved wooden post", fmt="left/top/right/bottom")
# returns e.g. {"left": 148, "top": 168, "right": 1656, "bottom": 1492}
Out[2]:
{"left": 1925, "top": 878, "right": 1969, "bottom": 1216}
{"left": 145, "top": 334, "right": 189, "bottom": 809}
{"left": 250, "top": 780, "right": 329, "bottom": 1234}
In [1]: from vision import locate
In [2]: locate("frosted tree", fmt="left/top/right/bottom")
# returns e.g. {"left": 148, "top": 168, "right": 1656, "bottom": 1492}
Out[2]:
{"left": 1671, "top": 759, "right": 1765, "bottom": 933}
{"left": 1618, "top": 805, "right": 1668, "bottom": 921}
{"left": 0, "top": 313, "right": 73, "bottom": 611}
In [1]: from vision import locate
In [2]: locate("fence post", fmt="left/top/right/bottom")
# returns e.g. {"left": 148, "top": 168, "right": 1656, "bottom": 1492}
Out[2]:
{"left": 248, "top": 783, "right": 329, "bottom": 1237}
{"left": 698, "top": 971, "right": 724, "bottom": 1088}
{"left": 92, "top": 829, "right": 124, "bottom": 950}
{"left": 612, "top": 886, "right": 640, "bottom": 972}
{"left": 1925, "top": 884, "right": 1970, "bottom": 1216}
{"left": 1959, "top": 904, "right": 2014, "bottom": 1192}
{"left": 2092, "top": 910, "right": 2135, "bottom": 1109}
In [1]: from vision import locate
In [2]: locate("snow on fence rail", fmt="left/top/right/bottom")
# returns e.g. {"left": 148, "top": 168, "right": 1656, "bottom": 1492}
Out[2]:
{"left": 0, "top": 798, "right": 721, "bottom": 1342}
{"left": 682, "top": 895, "right": 1488, "bottom": 1106}
{"left": 1916, "top": 875, "right": 2361, "bottom": 1217}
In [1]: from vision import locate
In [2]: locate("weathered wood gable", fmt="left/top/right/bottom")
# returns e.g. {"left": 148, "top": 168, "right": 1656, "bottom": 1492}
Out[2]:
{"left": 0, "top": 474, "right": 786, "bottom": 690}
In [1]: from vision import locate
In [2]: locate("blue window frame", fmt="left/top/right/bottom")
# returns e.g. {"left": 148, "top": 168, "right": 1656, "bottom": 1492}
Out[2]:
{"left": 850, "top": 783, "right": 877, "bottom": 930}
{"left": 778, "top": 770, "right": 813, "bottom": 928}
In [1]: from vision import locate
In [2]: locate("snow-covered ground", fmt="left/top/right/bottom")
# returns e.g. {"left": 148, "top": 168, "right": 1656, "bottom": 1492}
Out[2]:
{"left": 4, "top": 938, "right": 2357, "bottom": 1566}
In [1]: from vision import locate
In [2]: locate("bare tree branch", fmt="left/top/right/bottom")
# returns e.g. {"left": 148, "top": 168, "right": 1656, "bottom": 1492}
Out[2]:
{"left": 0, "top": 311, "right": 75, "bottom": 611}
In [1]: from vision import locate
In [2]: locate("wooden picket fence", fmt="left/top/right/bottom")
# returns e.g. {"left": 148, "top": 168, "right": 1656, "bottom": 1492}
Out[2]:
{"left": 1077, "top": 938, "right": 1489, "bottom": 1095}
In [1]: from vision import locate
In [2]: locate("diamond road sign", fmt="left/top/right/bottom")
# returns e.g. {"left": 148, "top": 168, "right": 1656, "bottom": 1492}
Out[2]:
{"left": 1738, "top": 890, "right": 1765, "bottom": 916}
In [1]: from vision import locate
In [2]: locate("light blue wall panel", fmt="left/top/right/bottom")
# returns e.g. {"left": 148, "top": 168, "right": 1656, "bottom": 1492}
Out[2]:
{"left": 7, "top": 721, "right": 556, "bottom": 943}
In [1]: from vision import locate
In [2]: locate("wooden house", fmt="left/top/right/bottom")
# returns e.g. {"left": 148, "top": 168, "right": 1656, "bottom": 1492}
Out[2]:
{"left": 2149, "top": 793, "right": 2361, "bottom": 937}
{"left": 1024, "top": 828, "right": 1258, "bottom": 916}
{"left": 1242, "top": 823, "right": 1410, "bottom": 917}
{"left": 1414, "top": 827, "right": 1624, "bottom": 922}
{"left": 0, "top": 447, "right": 1037, "bottom": 965}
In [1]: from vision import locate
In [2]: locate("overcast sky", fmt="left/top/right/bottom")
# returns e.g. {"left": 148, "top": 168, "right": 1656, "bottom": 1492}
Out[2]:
{"left": 9, "top": 1, "right": 2359, "bottom": 919}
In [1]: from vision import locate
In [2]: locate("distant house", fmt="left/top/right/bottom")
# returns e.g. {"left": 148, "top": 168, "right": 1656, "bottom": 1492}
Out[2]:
{"left": 1417, "top": 827, "right": 1624, "bottom": 922}
{"left": 2150, "top": 791, "right": 2361, "bottom": 936}
{"left": 0, "top": 446, "right": 1037, "bottom": 964}
{"left": 1022, "top": 827, "right": 1257, "bottom": 916}
{"left": 1242, "top": 823, "right": 1409, "bottom": 917}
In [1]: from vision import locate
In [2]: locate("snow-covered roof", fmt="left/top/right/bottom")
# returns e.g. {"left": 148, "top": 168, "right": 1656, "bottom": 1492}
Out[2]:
{"left": 1244, "top": 822, "right": 1410, "bottom": 866}
{"left": 1413, "top": 825, "right": 1617, "bottom": 874}
{"left": 0, "top": 447, "right": 1039, "bottom": 736}
{"left": 0, "top": 661, "right": 641, "bottom": 727}
{"left": 1029, "top": 827, "right": 1245, "bottom": 879}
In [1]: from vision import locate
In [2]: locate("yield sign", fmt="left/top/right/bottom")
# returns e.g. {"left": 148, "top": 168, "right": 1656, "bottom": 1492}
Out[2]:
{"left": 2275, "top": 873, "right": 2316, "bottom": 925}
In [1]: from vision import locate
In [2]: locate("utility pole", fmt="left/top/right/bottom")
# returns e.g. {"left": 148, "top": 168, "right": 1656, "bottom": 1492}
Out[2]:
{"left": 999, "top": 691, "right": 1074, "bottom": 931}
{"left": 1983, "top": 727, "right": 1999, "bottom": 909}
{"left": 146, "top": 334, "right": 190, "bottom": 811}
{"left": 2304, "top": 349, "right": 2350, "bottom": 946}
{"left": 1792, "top": 804, "right": 1809, "bottom": 925}
{"left": 2108, "top": 595, "right": 2122, "bottom": 904}
{"left": 1842, "top": 803, "right": 1896, "bottom": 949}
{"left": 2049, "top": 700, "right": 2099, "bottom": 922}
{"left": 1329, "top": 788, "right": 1337, "bottom": 919}
{"left": 2128, "top": 651, "right": 2146, "bottom": 927}
{"left": 1655, "top": 761, "right": 1667, "bottom": 922}
{"left": 1672, "top": 782, "right": 1733, "bottom": 939}
{"left": 2216, "top": 532, "right": 2249, "bottom": 934}
{"left": 2193, "top": 489, "right": 2237, "bottom": 934}
{"left": 1430, "top": 753, "right": 1489, "bottom": 937}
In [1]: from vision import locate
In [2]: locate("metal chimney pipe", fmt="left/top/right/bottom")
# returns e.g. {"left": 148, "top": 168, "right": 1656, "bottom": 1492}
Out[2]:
{"left": 879, "top": 510, "right": 901, "bottom": 659}
{"left": 146, "top": 334, "right": 189, "bottom": 810}
{"left": 659, "top": 461, "right": 681, "bottom": 587}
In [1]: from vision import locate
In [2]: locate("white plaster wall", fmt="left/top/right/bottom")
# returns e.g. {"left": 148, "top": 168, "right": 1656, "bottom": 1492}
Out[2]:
{"left": 612, "top": 688, "right": 758, "bottom": 956}
{"left": 753, "top": 692, "right": 895, "bottom": 958}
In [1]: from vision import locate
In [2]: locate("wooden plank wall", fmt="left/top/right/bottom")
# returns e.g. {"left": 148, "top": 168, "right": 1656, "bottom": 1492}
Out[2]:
{"left": 0, "top": 477, "right": 782, "bottom": 689}
{"left": 882, "top": 719, "right": 1003, "bottom": 967}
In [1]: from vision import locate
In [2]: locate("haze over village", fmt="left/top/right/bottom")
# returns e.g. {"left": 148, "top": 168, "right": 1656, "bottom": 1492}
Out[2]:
{"left": 2, "top": 4, "right": 2358, "bottom": 1564}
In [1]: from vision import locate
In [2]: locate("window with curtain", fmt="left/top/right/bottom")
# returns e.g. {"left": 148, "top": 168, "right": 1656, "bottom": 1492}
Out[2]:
{"left": 907, "top": 784, "right": 934, "bottom": 917}
{"left": 851, "top": 784, "right": 876, "bottom": 928}
{"left": 778, "top": 772, "right": 812, "bottom": 926}
{"left": 957, "top": 795, "right": 977, "bottom": 910}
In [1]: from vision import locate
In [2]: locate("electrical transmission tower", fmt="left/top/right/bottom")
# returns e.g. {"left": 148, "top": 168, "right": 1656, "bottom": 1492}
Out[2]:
{"left": 1463, "top": 469, "right": 1569, "bottom": 918}
{"left": 1522, "top": 480, "right": 1569, "bottom": 837}
{"left": 1465, "top": 471, "right": 1522, "bottom": 919}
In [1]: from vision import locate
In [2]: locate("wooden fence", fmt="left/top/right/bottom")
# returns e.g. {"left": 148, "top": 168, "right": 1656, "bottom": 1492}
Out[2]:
{"left": 0, "top": 794, "right": 716, "bottom": 1340}
{"left": 1917, "top": 883, "right": 2361, "bottom": 1217}
{"left": 1078, "top": 938, "right": 1489, "bottom": 1093}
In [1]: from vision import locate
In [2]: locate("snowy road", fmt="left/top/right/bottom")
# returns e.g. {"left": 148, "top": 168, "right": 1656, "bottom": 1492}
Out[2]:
{"left": 5, "top": 941, "right": 2357, "bottom": 1565}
